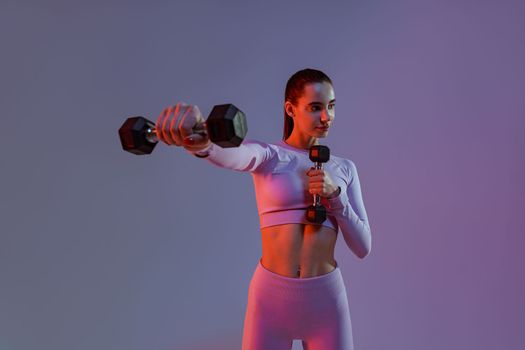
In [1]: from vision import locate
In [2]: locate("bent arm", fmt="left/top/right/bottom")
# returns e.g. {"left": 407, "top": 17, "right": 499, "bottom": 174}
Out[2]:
{"left": 326, "top": 159, "right": 372, "bottom": 259}
{"left": 185, "top": 138, "right": 275, "bottom": 173}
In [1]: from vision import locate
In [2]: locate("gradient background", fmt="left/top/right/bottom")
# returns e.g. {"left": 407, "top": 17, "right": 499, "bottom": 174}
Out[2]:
{"left": 1, "top": 0, "right": 523, "bottom": 349}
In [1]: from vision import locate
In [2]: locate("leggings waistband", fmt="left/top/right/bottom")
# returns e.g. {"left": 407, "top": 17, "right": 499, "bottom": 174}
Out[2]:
{"left": 250, "top": 258, "right": 345, "bottom": 300}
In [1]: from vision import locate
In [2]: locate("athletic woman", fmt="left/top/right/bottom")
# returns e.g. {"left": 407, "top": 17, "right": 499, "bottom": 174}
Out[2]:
{"left": 155, "top": 68, "right": 372, "bottom": 350}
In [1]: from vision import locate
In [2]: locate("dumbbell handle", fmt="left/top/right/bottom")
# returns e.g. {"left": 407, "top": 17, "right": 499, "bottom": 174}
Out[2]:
{"left": 312, "top": 162, "right": 323, "bottom": 206}
{"left": 143, "top": 123, "right": 207, "bottom": 143}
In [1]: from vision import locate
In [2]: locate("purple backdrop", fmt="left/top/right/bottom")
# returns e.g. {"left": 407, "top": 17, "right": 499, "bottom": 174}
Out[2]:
{"left": 0, "top": 0, "right": 523, "bottom": 349}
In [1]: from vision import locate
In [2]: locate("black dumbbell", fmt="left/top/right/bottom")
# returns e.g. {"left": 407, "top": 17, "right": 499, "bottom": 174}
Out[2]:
{"left": 118, "top": 103, "right": 248, "bottom": 155}
{"left": 306, "top": 145, "right": 331, "bottom": 224}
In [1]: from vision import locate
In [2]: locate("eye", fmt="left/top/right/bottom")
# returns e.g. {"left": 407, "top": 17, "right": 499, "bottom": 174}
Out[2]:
{"left": 328, "top": 104, "right": 335, "bottom": 109}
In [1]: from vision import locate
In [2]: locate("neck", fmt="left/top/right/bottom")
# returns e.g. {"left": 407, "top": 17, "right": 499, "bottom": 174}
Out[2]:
{"left": 284, "top": 134, "right": 319, "bottom": 150}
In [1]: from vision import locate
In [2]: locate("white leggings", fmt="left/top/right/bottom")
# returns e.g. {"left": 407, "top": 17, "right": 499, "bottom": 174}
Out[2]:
{"left": 242, "top": 258, "right": 354, "bottom": 350}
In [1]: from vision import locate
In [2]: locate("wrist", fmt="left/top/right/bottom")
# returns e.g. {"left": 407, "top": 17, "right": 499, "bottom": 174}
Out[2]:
{"left": 187, "top": 142, "right": 213, "bottom": 158}
{"left": 326, "top": 185, "right": 348, "bottom": 211}
{"left": 327, "top": 186, "right": 341, "bottom": 199}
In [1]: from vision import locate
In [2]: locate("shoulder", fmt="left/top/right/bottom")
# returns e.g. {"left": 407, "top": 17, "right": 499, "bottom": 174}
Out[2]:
{"left": 330, "top": 153, "right": 353, "bottom": 172}
{"left": 330, "top": 154, "right": 358, "bottom": 182}
{"left": 242, "top": 138, "right": 279, "bottom": 156}
{"left": 266, "top": 140, "right": 297, "bottom": 160}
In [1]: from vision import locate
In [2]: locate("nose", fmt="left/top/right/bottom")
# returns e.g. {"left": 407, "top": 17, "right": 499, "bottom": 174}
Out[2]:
{"left": 321, "top": 109, "right": 333, "bottom": 123}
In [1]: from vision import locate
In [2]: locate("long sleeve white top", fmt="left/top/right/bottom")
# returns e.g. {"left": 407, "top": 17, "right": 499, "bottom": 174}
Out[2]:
{"left": 186, "top": 139, "right": 372, "bottom": 258}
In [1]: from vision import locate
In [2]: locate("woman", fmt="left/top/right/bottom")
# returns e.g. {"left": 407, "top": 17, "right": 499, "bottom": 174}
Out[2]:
{"left": 155, "top": 68, "right": 372, "bottom": 350}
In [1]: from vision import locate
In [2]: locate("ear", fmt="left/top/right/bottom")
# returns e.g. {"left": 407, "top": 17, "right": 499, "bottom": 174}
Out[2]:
{"left": 284, "top": 101, "right": 295, "bottom": 117}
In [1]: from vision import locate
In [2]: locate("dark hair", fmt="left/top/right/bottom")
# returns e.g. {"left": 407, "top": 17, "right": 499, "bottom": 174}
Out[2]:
{"left": 283, "top": 68, "right": 333, "bottom": 140}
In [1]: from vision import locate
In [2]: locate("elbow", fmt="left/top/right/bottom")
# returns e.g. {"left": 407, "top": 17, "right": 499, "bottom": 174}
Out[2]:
{"left": 357, "top": 247, "right": 371, "bottom": 259}
{"left": 356, "top": 245, "right": 371, "bottom": 259}
{"left": 342, "top": 223, "right": 372, "bottom": 259}
{"left": 357, "top": 231, "right": 372, "bottom": 259}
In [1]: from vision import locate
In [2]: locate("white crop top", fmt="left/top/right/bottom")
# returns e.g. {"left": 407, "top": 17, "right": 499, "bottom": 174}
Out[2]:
{"left": 185, "top": 139, "right": 372, "bottom": 258}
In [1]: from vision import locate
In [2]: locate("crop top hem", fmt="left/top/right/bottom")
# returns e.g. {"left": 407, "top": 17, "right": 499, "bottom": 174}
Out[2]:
{"left": 259, "top": 208, "right": 339, "bottom": 232}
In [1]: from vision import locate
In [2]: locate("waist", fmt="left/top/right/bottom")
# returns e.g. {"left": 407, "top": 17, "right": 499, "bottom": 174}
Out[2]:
{"left": 260, "top": 256, "right": 337, "bottom": 278}
{"left": 249, "top": 258, "right": 345, "bottom": 299}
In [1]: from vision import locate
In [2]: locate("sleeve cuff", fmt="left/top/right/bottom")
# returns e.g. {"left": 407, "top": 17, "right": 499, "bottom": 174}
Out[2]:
{"left": 186, "top": 143, "right": 214, "bottom": 157}
{"left": 326, "top": 186, "right": 349, "bottom": 211}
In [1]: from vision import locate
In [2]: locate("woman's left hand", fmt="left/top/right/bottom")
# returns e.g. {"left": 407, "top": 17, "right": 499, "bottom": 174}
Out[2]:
{"left": 306, "top": 167, "right": 340, "bottom": 198}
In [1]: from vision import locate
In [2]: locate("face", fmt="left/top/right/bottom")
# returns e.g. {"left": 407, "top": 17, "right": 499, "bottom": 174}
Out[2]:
{"left": 285, "top": 81, "right": 335, "bottom": 140}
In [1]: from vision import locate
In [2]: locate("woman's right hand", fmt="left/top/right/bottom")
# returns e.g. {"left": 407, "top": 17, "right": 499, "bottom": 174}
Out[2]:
{"left": 155, "top": 102, "right": 211, "bottom": 152}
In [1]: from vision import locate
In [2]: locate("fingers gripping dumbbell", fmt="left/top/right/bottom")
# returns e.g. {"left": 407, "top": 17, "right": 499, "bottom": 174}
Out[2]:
{"left": 306, "top": 145, "right": 331, "bottom": 224}
{"left": 118, "top": 103, "right": 247, "bottom": 155}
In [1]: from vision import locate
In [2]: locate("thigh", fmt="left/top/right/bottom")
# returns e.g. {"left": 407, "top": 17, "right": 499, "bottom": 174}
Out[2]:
{"left": 241, "top": 293, "right": 293, "bottom": 350}
{"left": 301, "top": 292, "right": 354, "bottom": 350}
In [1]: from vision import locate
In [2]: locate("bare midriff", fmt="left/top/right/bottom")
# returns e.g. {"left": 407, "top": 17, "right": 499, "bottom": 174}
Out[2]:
{"left": 260, "top": 223, "right": 338, "bottom": 279}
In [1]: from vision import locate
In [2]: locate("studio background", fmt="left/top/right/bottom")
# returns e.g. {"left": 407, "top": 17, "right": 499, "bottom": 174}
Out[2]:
{"left": 1, "top": 0, "right": 523, "bottom": 349}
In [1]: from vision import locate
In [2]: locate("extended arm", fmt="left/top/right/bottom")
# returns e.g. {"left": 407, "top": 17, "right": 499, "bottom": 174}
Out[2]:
{"left": 185, "top": 138, "right": 275, "bottom": 173}
{"left": 326, "top": 160, "right": 372, "bottom": 259}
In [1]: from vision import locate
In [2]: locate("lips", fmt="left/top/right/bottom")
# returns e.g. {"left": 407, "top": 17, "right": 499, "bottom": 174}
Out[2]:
{"left": 317, "top": 126, "right": 329, "bottom": 130}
